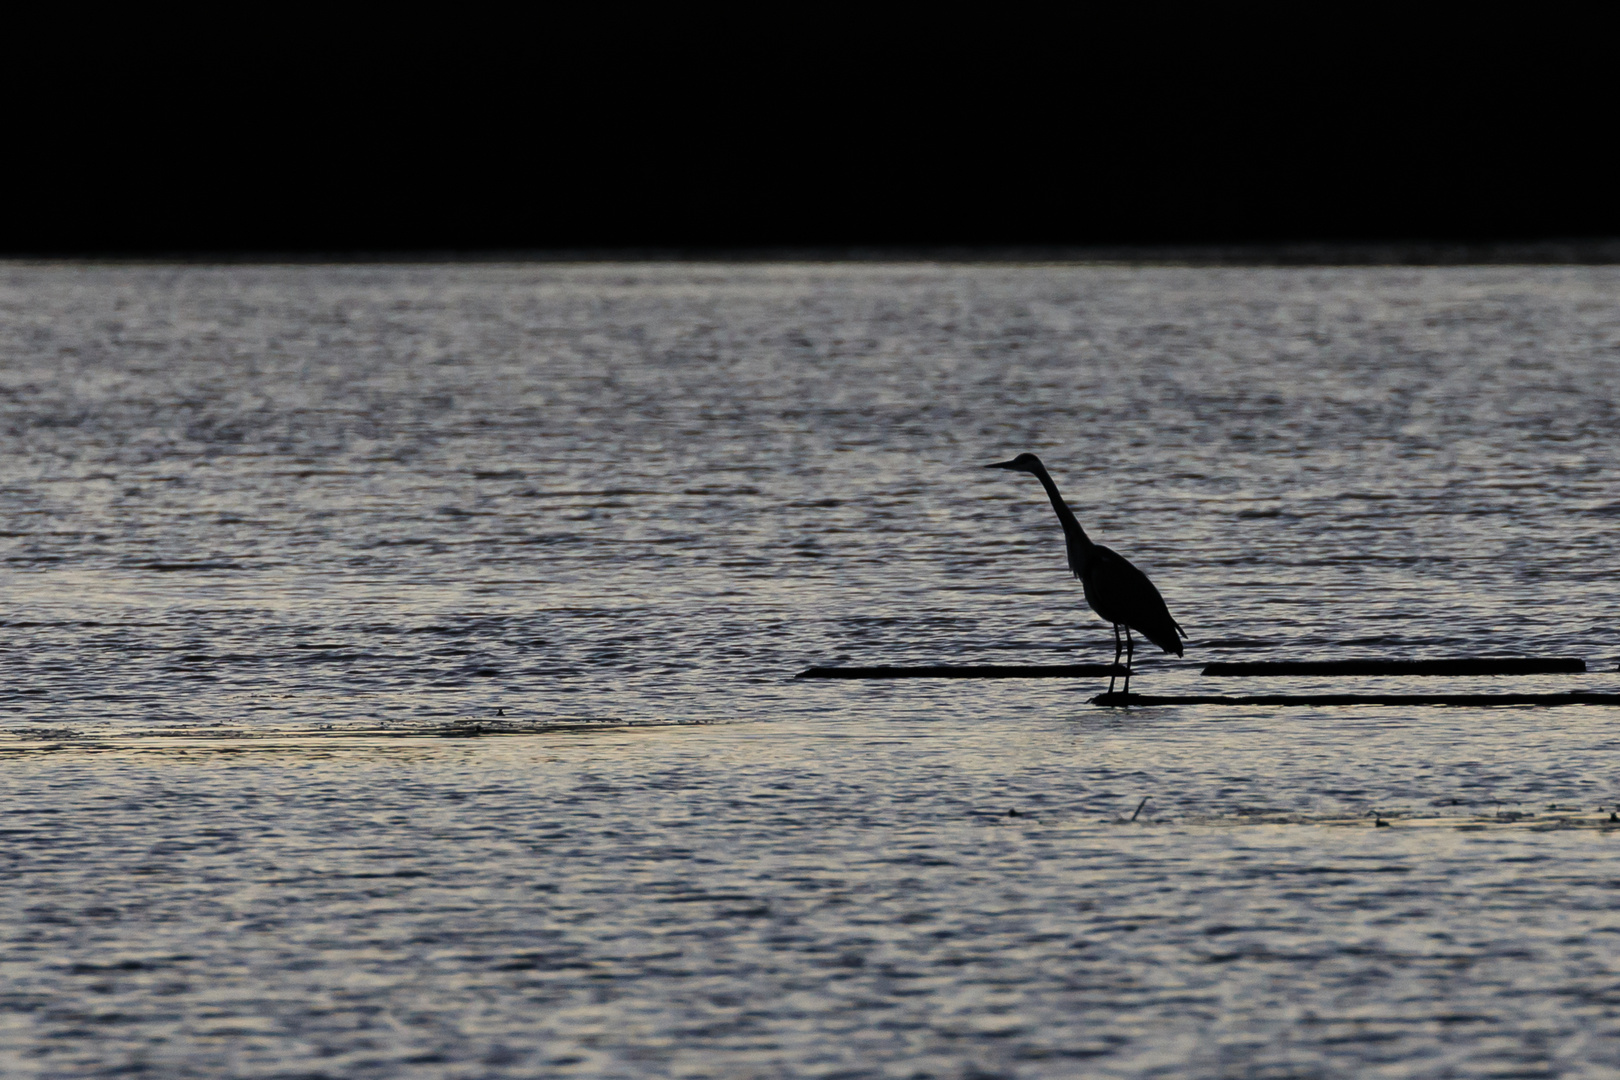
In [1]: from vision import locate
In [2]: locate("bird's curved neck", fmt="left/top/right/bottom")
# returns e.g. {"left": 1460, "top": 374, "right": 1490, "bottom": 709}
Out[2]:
{"left": 1029, "top": 463, "right": 1091, "bottom": 549}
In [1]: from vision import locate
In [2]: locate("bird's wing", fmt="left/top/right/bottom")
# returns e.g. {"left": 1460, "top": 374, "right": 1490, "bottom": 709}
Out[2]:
{"left": 1088, "top": 545, "right": 1184, "bottom": 656}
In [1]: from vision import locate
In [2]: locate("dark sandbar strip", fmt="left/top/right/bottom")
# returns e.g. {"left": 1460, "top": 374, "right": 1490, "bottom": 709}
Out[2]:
{"left": 1093, "top": 692, "right": 1620, "bottom": 707}
{"left": 1202, "top": 658, "right": 1585, "bottom": 677}
{"left": 797, "top": 664, "right": 1123, "bottom": 679}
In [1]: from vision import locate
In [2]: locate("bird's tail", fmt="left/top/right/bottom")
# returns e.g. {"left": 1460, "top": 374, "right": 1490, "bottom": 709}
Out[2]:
{"left": 1142, "top": 621, "right": 1185, "bottom": 658}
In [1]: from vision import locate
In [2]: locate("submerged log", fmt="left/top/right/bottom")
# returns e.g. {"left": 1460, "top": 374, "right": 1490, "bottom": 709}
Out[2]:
{"left": 1093, "top": 692, "right": 1620, "bottom": 707}
{"left": 797, "top": 664, "right": 1124, "bottom": 679}
{"left": 1202, "top": 658, "right": 1585, "bottom": 677}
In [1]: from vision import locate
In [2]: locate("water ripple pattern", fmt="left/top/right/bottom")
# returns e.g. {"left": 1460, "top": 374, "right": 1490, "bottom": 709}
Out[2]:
{"left": 2, "top": 263, "right": 1619, "bottom": 1077}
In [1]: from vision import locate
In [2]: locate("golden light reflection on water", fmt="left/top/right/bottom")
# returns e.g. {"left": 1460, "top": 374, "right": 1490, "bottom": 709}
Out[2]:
{"left": 0, "top": 718, "right": 715, "bottom": 759}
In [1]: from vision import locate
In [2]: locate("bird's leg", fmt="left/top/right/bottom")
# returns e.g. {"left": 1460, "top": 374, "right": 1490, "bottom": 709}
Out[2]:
{"left": 1123, "top": 627, "right": 1135, "bottom": 700}
{"left": 1109, "top": 624, "right": 1122, "bottom": 696}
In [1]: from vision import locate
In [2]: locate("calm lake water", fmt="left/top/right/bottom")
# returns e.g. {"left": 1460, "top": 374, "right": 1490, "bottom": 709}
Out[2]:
{"left": 2, "top": 262, "right": 1619, "bottom": 1077}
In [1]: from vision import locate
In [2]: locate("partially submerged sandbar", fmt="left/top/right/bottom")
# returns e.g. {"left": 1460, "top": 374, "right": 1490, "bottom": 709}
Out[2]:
{"left": 797, "top": 664, "right": 1123, "bottom": 679}
{"left": 1202, "top": 658, "right": 1585, "bottom": 677}
{"left": 1092, "top": 692, "right": 1620, "bottom": 708}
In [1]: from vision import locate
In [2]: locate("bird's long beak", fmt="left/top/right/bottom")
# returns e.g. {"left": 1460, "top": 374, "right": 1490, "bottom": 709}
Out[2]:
{"left": 984, "top": 459, "right": 1020, "bottom": 470}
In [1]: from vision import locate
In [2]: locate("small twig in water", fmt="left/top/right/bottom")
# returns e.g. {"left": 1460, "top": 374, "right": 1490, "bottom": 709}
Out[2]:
{"left": 1130, "top": 797, "right": 1149, "bottom": 822}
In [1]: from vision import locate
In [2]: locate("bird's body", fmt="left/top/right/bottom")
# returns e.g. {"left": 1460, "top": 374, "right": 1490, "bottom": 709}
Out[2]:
{"left": 986, "top": 452, "right": 1185, "bottom": 697}
{"left": 1074, "top": 543, "right": 1185, "bottom": 656}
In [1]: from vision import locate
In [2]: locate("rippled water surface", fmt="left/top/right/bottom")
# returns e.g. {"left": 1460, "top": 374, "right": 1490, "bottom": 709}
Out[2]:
{"left": 3, "top": 262, "right": 1619, "bottom": 1077}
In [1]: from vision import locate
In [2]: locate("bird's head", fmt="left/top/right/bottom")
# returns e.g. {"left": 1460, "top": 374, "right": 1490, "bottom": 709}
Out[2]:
{"left": 984, "top": 452, "right": 1044, "bottom": 474}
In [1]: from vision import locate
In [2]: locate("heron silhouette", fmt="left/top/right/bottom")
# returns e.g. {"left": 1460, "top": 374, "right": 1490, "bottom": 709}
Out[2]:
{"left": 986, "top": 453, "right": 1186, "bottom": 698}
